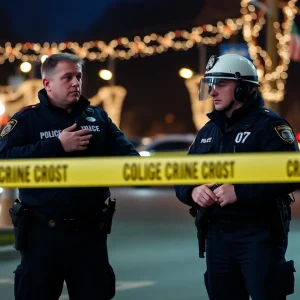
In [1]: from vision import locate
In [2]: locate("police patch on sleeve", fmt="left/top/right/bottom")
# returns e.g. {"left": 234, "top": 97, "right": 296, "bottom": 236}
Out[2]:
{"left": 274, "top": 125, "right": 295, "bottom": 144}
{"left": 0, "top": 119, "right": 18, "bottom": 137}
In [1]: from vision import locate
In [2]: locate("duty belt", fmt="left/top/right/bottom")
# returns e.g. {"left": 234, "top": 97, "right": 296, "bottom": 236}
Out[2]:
{"left": 32, "top": 213, "right": 105, "bottom": 231}
{"left": 208, "top": 218, "right": 268, "bottom": 232}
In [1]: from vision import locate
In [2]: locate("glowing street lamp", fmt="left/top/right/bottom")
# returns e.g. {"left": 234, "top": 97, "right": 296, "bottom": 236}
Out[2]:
{"left": 98, "top": 69, "right": 113, "bottom": 81}
{"left": 179, "top": 68, "right": 194, "bottom": 79}
{"left": 20, "top": 62, "right": 32, "bottom": 73}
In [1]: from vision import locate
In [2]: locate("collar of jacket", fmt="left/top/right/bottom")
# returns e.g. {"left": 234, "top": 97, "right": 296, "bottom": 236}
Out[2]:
{"left": 37, "top": 88, "right": 90, "bottom": 113}
{"left": 207, "top": 92, "right": 264, "bottom": 132}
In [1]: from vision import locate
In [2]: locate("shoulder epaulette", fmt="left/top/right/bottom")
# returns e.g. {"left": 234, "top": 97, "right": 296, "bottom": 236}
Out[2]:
{"left": 17, "top": 103, "right": 41, "bottom": 115}
{"left": 258, "top": 107, "right": 283, "bottom": 120}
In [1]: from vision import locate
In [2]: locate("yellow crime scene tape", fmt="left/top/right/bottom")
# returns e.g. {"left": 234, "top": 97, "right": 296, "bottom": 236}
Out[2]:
{"left": 0, "top": 152, "right": 299, "bottom": 188}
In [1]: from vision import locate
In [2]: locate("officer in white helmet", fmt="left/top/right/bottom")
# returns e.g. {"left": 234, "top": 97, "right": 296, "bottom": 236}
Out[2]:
{"left": 199, "top": 54, "right": 260, "bottom": 114}
{"left": 175, "top": 54, "right": 299, "bottom": 300}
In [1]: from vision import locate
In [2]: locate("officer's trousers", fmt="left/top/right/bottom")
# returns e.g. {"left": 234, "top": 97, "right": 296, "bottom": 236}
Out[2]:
{"left": 205, "top": 222, "right": 295, "bottom": 300}
{"left": 13, "top": 221, "right": 115, "bottom": 300}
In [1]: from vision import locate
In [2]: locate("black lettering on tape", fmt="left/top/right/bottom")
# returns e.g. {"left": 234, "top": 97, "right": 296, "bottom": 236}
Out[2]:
{"left": 287, "top": 160, "right": 300, "bottom": 177}
{"left": 165, "top": 162, "right": 198, "bottom": 180}
{"left": 122, "top": 163, "right": 162, "bottom": 181}
{"left": 202, "top": 161, "right": 235, "bottom": 179}
{"left": 34, "top": 164, "right": 68, "bottom": 183}
{"left": 0, "top": 166, "right": 30, "bottom": 183}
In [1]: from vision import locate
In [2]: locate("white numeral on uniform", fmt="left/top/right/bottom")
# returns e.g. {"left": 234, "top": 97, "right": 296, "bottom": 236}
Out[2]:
{"left": 235, "top": 132, "right": 251, "bottom": 143}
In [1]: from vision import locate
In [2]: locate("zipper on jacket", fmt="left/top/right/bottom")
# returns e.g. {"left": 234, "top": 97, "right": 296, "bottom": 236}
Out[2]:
{"left": 219, "top": 135, "right": 224, "bottom": 153}
{"left": 219, "top": 129, "right": 224, "bottom": 153}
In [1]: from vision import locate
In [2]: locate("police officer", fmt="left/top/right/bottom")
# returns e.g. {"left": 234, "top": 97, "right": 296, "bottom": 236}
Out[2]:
{"left": 0, "top": 53, "right": 139, "bottom": 300}
{"left": 175, "top": 54, "right": 299, "bottom": 300}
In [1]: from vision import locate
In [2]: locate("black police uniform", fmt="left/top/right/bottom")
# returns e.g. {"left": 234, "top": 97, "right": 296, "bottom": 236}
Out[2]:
{"left": 0, "top": 88, "right": 139, "bottom": 300}
{"left": 175, "top": 92, "right": 299, "bottom": 300}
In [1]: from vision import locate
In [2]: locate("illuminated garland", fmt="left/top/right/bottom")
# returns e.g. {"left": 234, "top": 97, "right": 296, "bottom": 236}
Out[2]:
{"left": 241, "top": 0, "right": 298, "bottom": 102}
{"left": 0, "top": 19, "right": 245, "bottom": 64}
{"left": 0, "top": 1, "right": 298, "bottom": 102}
{"left": 0, "top": 20, "right": 243, "bottom": 64}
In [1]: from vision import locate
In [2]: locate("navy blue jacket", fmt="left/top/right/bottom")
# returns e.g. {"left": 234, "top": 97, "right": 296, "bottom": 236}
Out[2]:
{"left": 175, "top": 93, "right": 299, "bottom": 219}
{"left": 0, "top": 89, "right": 138, "bottom": 217}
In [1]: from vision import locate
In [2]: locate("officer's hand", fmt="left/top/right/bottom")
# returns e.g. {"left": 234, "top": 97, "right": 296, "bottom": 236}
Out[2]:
{"left": 58, "top": 123, "right": 92, "bottom": 152}
{"left": 213, "top": 184, "right": 237, "bottom": 207}
{"left": 191, "top": 184, "right": 218, "bottom": 208}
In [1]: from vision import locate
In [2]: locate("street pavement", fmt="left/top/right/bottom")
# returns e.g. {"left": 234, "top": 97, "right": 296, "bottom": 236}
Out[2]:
{"left": 0, "top": 187, "right": 300, "bottom": 299}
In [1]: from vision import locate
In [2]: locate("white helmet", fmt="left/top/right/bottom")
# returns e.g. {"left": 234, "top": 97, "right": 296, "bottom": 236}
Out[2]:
{"left": 199, "top": 54, "right": 260, "bottom": 102}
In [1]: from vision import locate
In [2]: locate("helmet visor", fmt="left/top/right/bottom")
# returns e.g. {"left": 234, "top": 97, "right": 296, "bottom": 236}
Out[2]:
{"left": 199, "top": 77, "right": 234, "bottom": 101}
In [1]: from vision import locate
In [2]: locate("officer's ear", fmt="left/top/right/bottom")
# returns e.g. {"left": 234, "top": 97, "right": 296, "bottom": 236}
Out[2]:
{"left": 42, "top": 78, "right": 51, "bottom": 92}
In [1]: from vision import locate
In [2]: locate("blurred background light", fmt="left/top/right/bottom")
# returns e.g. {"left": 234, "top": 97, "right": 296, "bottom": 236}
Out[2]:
{"left": 20, "top": 62, "right": 32, "bottom": 73}
{"left": 179, "top": 68, "right": 194, "bottom": 79}
{"left": 98, "top": 69, "right": 113, "bottom": 81}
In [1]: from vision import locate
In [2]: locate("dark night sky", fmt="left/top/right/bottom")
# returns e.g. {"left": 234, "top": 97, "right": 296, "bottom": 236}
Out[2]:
{"left": 1, "top": 0, "right": 300, "bottom": 137}
{"left": 1, "top": 0, "right": 135, "bottom": 42}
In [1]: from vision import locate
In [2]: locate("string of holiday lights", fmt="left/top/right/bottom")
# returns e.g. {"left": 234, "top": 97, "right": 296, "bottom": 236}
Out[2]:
{"left": 0, "top": 1, "right": 298, "bottom": 102}
{"left": 0, "top": 4, "right": 283, "bottom": 65}
{"left": 241, "top": 0, "right": 298, "bottom": 102}
{"left": 0, "top": 18, "right": 243, "bottom": 64}
{"left": 0, "top": 2, "right": 297, "bottom": 68}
